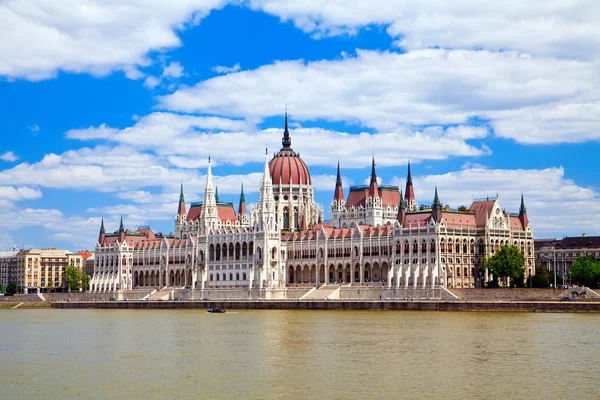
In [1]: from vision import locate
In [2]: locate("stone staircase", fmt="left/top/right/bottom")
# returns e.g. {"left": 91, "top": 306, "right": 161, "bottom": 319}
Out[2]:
{"left": 300, "top": 285, "right": 340, "bottom": 300}
{"left": 148, "top": 287, "right": 173, "bottom": 301}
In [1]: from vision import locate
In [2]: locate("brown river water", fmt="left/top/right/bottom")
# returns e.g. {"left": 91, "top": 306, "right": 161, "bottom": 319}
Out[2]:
{"left": 1, "top": 309, "right": 599, "bottom": 400}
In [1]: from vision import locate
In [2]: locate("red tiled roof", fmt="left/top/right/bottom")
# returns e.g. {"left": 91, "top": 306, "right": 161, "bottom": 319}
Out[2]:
{"left": 187, "top": 203, "right": 237, "bottom": 224}
{"left": 468, "top": 200, "right": 495, "bottom": 227}
{"left": 441, "top": 212, "right": 476, "bottom": 228}
{"left": 509, "top": 216, "right": 525, "bottom": 232}
{"left": 346, "top": 187, "right": 400, "bottom": 208}
{"left": 269, "top": 150, "right": 311, "bottom": 185}
{"left": 404, "top": 213, "right": 431, "bottom": 227}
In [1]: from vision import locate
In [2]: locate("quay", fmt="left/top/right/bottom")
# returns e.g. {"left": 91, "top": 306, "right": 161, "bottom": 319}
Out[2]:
{"left": 51, "top": 299, "right": 600, "bottom": 312}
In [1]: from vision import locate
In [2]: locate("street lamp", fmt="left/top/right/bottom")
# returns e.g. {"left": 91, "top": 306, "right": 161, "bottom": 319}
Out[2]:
{"left": 552, "top": 241, "right": 557, "bottom": 288}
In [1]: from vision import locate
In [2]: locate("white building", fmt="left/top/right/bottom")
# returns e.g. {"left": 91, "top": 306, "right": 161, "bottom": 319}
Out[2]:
{"left": 90, "top": 114, "right": 534, "bottom": 293}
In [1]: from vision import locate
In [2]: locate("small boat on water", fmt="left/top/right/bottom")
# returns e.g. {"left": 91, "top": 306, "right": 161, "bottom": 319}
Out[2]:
{"left": 207, "top": 308, "right": 226, "bottom": 313}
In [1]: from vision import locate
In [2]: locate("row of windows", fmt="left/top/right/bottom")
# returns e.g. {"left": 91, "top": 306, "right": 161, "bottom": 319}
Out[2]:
{"left": 209, "top": 272, "right": 247, "bottom": 281}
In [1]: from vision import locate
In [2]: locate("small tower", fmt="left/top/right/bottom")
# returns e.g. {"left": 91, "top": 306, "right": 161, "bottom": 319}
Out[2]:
{"left": 98, "top": 218, "right": 106, "bottom": 245}
{"left": 397, "top": 190, "right": 406, "bottom": 225}
{"left": 519, "top": 193, "right": 529, "bottom": 229}
{"left": 237, "top": 183, "right": 248, "bottom": 226}
{"left": 202, "top": 157, "right": 219, "bottom": 232}
{"left": 333, "top": 160, "right": 344, "bottom": 206}
{"left": 431, "top": 187, "right": 442, "bottom": 223}
{"left": 405, "top": 161, "right": 417, "bottom": 211}
{"left": 118, "top": 216, "right": 125, "bottom": 243}
{"left": 177, "top": 183, "right": 186, "bottom": 218}
{"left": 258, "top": 149, "right": 276, "bottom": 232}
{"left": 368, "top": 156, "right": 379, "bottom": 200}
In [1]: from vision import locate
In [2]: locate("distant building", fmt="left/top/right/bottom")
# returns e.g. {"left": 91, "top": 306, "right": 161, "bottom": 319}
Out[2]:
{"left": 14, "top": 249, "right": 83, "bottom": 293}
{"left": 83, "top": 253, "right": 95, "bottom": 278}
{"left": 0, "top": 250, "right": 19, "bottom": 289}
{"left": 535, "top": 235, "right": 600, "bottom": 280}
{"left": 90, "top": 113, "right": 534, "bottom": 293}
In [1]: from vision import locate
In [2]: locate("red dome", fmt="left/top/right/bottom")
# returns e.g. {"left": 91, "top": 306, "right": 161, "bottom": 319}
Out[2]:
{"left": 269, "top": 149, "right": 311, "bottom": 185}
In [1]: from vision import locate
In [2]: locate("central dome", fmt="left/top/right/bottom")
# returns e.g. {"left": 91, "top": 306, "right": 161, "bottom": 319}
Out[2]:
{"left": 268, "top": 113, "right": 311, "bottom": 185}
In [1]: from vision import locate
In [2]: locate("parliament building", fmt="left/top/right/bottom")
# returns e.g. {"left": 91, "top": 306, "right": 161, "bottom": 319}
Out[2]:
{"left": 90, "top": 114, "right": 534, "bottom": 297}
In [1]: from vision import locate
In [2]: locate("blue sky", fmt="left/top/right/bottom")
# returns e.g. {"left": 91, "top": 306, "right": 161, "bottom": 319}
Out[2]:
{"left": 1, "top": 1, "right": 599, "bottom": 251}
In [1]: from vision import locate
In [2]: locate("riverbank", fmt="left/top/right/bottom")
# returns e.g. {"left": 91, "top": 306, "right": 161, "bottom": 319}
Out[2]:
{"left": 0, "top": 301, "right": 51, "bottom": 309}
{"left": 51, "top": 300, "right": 600, "bottom": 312}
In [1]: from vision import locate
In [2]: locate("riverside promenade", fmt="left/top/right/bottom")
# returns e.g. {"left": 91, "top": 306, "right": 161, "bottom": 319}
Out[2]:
{"left": 51, "top": 299, "right": 600, "bottom": 312}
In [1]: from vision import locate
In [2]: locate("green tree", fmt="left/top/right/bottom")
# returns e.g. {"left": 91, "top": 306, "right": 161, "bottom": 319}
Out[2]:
{"left": 486, "top": 245, "right": 525, "bottom": 287}
{"left": 568, "top": 255, "right": 600, "bottom": 288}
{"left": 0, "top": 283, "right": 4, "bottom": 293}
{"left": 527, "top": 263, "right": 550, "bottom": 288}
{"left": 6, "top": 282, "right": 18, "bottom": 296}
{"left": 64, "top": 265, "right": 88, "bottom": 291}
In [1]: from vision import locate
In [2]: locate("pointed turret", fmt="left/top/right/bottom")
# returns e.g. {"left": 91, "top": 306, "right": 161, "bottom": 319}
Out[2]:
{"left": 397, "top": 190, "right": 406, "bottom": 225}
{"left": 118, "top": 216, "right": 125, "bottom": 243}
{"left": 282, "top": 108, "right": 291, "bottom": 149}
{"left": 333, "top": 160, "right": 344, "bottom": 203}
{"left": 519, "top": 192, "right": 529, "bottom": 229}
{"left": 238, "top": 182, "right": 247, "bottom": 217}
{"left": 368, "top": 156, "right": 379, "bottom": 199}
{"left": 431, "top": 187, "right": 442, "bottom": 223}
{"left": 177, "top": 183, "right": 186, "bottom": 218}
{"left": 258, "top": 148, "right": 276, "bottom": 231}
{"left": 405, "top": 160, "right": 416, "bottom": 211}
{"left": 98, "top": 218, "right": 106, "bottom": 245}
{"left": 202, "top": 157, "right": 219, "bottom": 230}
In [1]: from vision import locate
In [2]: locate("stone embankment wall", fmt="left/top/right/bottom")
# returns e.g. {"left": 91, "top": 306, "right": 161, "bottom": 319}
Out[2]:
{"left": 52, "top": 300, "right": 600, "bottom": 312}
{"left": 448, "top": 288, "right": 565, "bottom": 301}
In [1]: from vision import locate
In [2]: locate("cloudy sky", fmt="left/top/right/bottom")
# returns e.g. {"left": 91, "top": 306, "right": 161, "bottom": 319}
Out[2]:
{"left": 1, "top": 0, "right": 599, "bottom": 251}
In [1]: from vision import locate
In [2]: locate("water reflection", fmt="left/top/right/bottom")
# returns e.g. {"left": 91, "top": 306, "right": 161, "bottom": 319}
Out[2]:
{"left": 0, "top": 310, "right": 599, "bottom": 399}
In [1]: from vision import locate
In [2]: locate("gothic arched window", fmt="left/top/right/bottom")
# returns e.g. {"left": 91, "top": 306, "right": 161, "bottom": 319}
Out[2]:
{"left": 283, "top": 207, "right": 290, "bottom": 230}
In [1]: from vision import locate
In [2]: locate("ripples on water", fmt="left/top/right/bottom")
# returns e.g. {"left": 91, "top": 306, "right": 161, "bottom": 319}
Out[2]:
{"left": 1, "top": 310, "right": 599, "bottom": 400}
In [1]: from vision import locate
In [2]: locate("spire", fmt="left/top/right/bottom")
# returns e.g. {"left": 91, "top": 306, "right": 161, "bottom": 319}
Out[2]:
{"left": 98, "top": 218, "right": 106, "bottom": 245}
{"left": 238, "top": 182, "right": 246, "bottom": 217}
{"left": 215, "top": 186, "right": 220, "bottom": 203}
{"left": 282, "top": 107, "right": 291, "bottom": 149}
{"left": 432, "top": 186, "right": 441, "bottom": 209}
{"left": 118, "top": 216, "right": 125, "bottom": 243}
{"left": 397, "top": 189, "right": 406, "bottom": 225}
{"left": 206, "top": 157, "right": 213, "bottom": 190}
{"left": 334, "top": 160, "right": 344, "bottom": 203}
{"left": 431, "top": 187, "right": 442, "bottom": 223}
{"left": 177, "top": 183, "right": 186, "bottom": 217}
{"left": 370, "top": 155, "right": 377, "bottom": 183}
{"left": 263, "top": 148, "right": 271, "bottom": 182}
{"left": 368, "top": 156, "right": 379, "bottom": 199}
{"left": 519, "top": 192, "right": 529, "bottom": 229}
{"left": 405, "top": 160, "right": 416, "bottom": 211}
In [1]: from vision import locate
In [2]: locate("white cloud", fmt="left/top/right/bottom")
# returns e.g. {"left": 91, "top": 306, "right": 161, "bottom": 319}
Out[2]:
{"left": 391, "top": 167, "right": 600, "bottom": 237}
{"left": 249, "top": 0, "right": 600, "bottom": 60}
{"left": 0, "top": 151, "right": 19, "bottom": 162}
{"left": 144, "top": 76, "right": 161, "bottom": 89}
{"left": 0, "top": 186, "right": 43, "bottom": 201}
{"left": 27, "top": 124, "right": 40, "bottom": 133}
{"left": 65, "top": 112, "right": 491, "bottom": 167}
{"left": 162, "top": 61, "right": 184, "bottom": 78}
{"left": 213, "top": 63, "right": 241, "bottom": 74}
{"left": 159, "top": 49, "right": 599, "bottom": 143}
{"left": 0, "top": 0, "right": 227, "bottom": 80}
{"left": 491, "top": 101, "right": 600, "bottom": 144}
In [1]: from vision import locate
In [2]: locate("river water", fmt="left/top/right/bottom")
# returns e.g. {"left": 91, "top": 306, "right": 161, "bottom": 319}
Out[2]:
{"left": 1, "top": 310, "right": 599, "bottom": 399}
